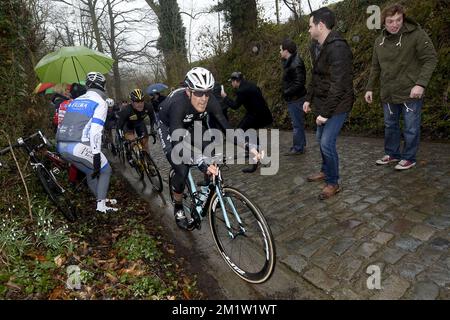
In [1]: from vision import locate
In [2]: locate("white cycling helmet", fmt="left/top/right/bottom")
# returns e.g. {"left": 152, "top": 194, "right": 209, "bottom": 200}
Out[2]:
{"left": 106, "top": 98, "right": 114, "bottom": 107}
{"left": 85, "top": 72, "right": 106, "bottom": 91}
{"left": 184, "top": 67, "right": 215, "bottom": 91}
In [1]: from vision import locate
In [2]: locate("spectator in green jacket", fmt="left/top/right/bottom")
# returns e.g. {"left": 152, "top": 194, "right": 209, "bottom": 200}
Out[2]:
{"left": 365, "top": 3, "right": 438, "bottom": 170}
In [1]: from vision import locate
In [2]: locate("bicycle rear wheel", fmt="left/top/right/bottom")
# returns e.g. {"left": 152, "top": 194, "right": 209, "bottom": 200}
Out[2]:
{"left": 208, "top": 187, "right": 275, "bottom": 283}
{"left": 36, "top": 166, "right": 77, "bottom": 222}
{"left": 143, "top": 152, "right": 163, "bottom": 192}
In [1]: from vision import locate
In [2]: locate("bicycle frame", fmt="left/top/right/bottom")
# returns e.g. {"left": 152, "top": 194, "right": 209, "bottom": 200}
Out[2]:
{"left": 186, "top": 166, "right": 245, "bottom": 239}
{"left": 170, "top": 157, "right": 276, "bottom": 283}
{"left": 0, "top": 131, "right": 67, "bottom": 193}
{"left": 125, "top": 136, "right": 146, "bottom": 170}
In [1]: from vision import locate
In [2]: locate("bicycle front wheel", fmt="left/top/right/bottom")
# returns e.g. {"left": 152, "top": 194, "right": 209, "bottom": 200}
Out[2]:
{"left": 143, "top": 152, "right": 163, "bottom": 192}
{"left": 208, "top": 187, "right": 275, "bottom": 284}
{"left": 115, "top": 136, "right": 126, "bottom": 165}
{"left": 130, "top": 149, "right": 144, "bottom": 180}
{"left": 36, "top": 166, "right": 77, "bottom": 222}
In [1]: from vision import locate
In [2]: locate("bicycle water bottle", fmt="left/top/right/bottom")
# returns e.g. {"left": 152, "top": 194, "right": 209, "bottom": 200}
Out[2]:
{"left": 199, "top": 186, "right": 209, "bottom": 202}
{"left": 199, "top": 185, "right": 211, "bottom": 216}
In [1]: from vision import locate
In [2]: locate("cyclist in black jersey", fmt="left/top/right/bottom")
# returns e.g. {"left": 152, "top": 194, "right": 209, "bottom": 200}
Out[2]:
{"left": 158, "top": 67, "right": 261, "bottom": 230}
{"left": 117, "top": 89, "right": 156, "bottom": 163}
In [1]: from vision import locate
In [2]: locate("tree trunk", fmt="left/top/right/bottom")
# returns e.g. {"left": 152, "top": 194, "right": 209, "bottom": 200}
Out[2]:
{"left": 220, "top": 0, "right": 258, "bottom": 48}
{"left": 86, "top": 0, "right": 104, "bottom": 52}
{"left": 144, "top": 0, "right": 188, "bottom": 86}
{"left": 230, "top": 0, "right": 257, "bottom": 41}
{"left": 106, "top": 0, "right": 121, "bottom": 99}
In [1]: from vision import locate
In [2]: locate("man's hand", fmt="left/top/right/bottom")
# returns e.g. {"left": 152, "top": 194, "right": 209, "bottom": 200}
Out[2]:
{"left": 91, "top": 153, "right": 101, "bottom": 179}
{"left": 249, "top": 147, "right": 263, "bottom": 162}
{"left": 303, "top": 101, "right": 311, "bottom": 113}
{"left": 220, "top": 85, "right": 227, "bottom": 98}
{"left": 364, "top": 91, "right": 373, "bottom": 104}
{"left": 410, "top": 85, "right": 424, "bottom": 99}
{"left": 316, "top": 115, "right": 328, "bottom": 126}
{"left": 206, "top": 164, "right": 219, "bottom": 176}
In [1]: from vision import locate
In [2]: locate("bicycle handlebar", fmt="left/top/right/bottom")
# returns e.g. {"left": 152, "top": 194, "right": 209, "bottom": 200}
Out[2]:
{"left": 185, "top": 154, "right": 228, "bottom": 168}
{"left": 124, "top": 135, "right": 147, "bottom": 145}
{"left": 0, "top": 131, "right": 49, "bottom": 156}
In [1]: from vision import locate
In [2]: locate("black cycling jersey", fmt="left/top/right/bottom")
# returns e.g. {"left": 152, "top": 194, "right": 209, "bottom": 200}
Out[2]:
{"left": 158, "top": 88, "right": 257, "bottom": 194}
{"left": 105, "top": 105, "right": 120, "bottom": 130}
{"left": 151, "top": 94, "right": 166, "bottom": 113}
{"left": 117, "top": 102, "right": 156, "bottom": 134}
{"left": 158, "top": 88, "right": 256, "bottom": 161}
{"left": 159, "top": 89, "right": 230, "bottom": 135}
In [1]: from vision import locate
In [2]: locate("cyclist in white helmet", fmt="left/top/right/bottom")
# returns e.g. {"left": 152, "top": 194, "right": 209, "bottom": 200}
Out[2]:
{"left": 157, "top": 67, "right": 261, "bottom": 230}
{"left": 56, "top": 71, "right": 118, "bottom": 213}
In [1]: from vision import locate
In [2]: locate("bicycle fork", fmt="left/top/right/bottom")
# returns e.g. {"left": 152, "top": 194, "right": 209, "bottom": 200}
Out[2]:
{"left": 32, "top": 162, "right": 66, "bottom": 193}
{"left": 186, "top": 171, "right": 246, "bottom": 238}
{"left": 215, "top": 185, "right": 246, "bottom": 239}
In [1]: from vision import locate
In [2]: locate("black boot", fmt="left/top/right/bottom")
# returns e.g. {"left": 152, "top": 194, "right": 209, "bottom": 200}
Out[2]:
{"left": 242, "top": 163, "right": 258, "bottom": 173}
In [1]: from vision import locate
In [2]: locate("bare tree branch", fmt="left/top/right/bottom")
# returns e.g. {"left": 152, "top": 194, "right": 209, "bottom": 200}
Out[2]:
{"left": 179, "top": 10, "right": 212, "bottom": 20}
{"left": 50, "top": 0, "right": 73, "bottom": 6}
{"left": 307, "top": 0, "right": 313, "bottom": 12}
{"left": 144, "top": 0, "right": 160, "bottom": 18}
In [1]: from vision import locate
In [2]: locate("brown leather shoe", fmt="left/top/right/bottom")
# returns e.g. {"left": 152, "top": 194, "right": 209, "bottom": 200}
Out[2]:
{"left": 307, "top": 172, "right": 326, "bottom": 182}
{"left": 319, "top": 184, "right": 341, "bottom": 200}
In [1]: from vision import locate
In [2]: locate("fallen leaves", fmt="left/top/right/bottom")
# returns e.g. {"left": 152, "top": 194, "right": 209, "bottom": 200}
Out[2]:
{"left": 97, "top": 257, "right": 118, "bottom": 270}
{"left": 104, "top": 272, "right": 119, "bottom": 284}
{"left": 0, "top": 177, "right": 202, "bottom": 300}
{"left": 119, "top": 263, "right": 145, "bottom": 277}
{"left": 54, "top": 255, "right": 65, "bottom": 267}
{"left": 26, "top": 252, "right": 46, "bottom": 262}
{"left": 5, "top": 280, "right": 21, "bottom": 291}
{"left": 48, "top": 286, "right": 66, "bottom": 300}
{"left": 182, "top": 287, "right": 191, "bottom": 300}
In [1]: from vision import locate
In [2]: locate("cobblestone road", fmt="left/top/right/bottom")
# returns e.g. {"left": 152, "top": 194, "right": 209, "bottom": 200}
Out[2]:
{"left": 133, "top": 130, "right": 450, "bottom": 299}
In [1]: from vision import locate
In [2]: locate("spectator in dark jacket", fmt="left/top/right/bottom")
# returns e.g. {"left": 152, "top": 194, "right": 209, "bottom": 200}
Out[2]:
{"left": 303, "top": 7, "right": 354, "bottom": 200}
{"left": 281, "top": 38, "right": 308, "bottom": 155}
{"left": 221, "top": 72, "right": 273, "bottom": 173}
{"left": 149, "top": 92, "right": 166, "bottom": 125}
{"left": 209, "top": 82, "right": 229, "bottom": 131}
{"left": 149, "top": 92, "right": 166, "bottom": 113}
{"left": 222, "top": 72, "right": 273, "bottom": 130}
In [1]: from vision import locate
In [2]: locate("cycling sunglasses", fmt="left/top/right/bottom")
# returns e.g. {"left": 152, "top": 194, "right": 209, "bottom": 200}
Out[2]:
{"left": 191, "top": 90, "right": 211, "bottom": 98}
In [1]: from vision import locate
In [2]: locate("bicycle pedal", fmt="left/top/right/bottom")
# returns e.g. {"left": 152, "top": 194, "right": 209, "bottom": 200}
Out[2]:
{"left": 186, "top": 219, "right": 199, "bottom": 231}
{"left": 192, "top": 215, "right": 202, "bottom": 229}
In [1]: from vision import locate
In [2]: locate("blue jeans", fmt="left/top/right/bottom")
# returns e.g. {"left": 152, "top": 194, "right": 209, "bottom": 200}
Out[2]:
{"left": 288, "top": 97, "right": 306, "bottom": 152}
{"left": 316, "top": 112, "right": 348, "bottom": 185}
{"left": 383, "top": 100, "right": 423, "bottom": 162}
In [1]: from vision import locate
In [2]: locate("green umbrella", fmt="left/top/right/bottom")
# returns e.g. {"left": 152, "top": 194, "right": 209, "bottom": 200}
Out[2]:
{"left": 34, "top": 46, "right": 114, "bottom": 84}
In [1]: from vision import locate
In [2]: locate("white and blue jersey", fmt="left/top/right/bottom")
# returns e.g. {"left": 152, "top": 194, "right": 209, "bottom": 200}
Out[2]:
{"left": 56, "top": 89, "right": 107, "bottom": 155}
{"left": 56, "top": 89, "right": 112, "bottom": 200}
